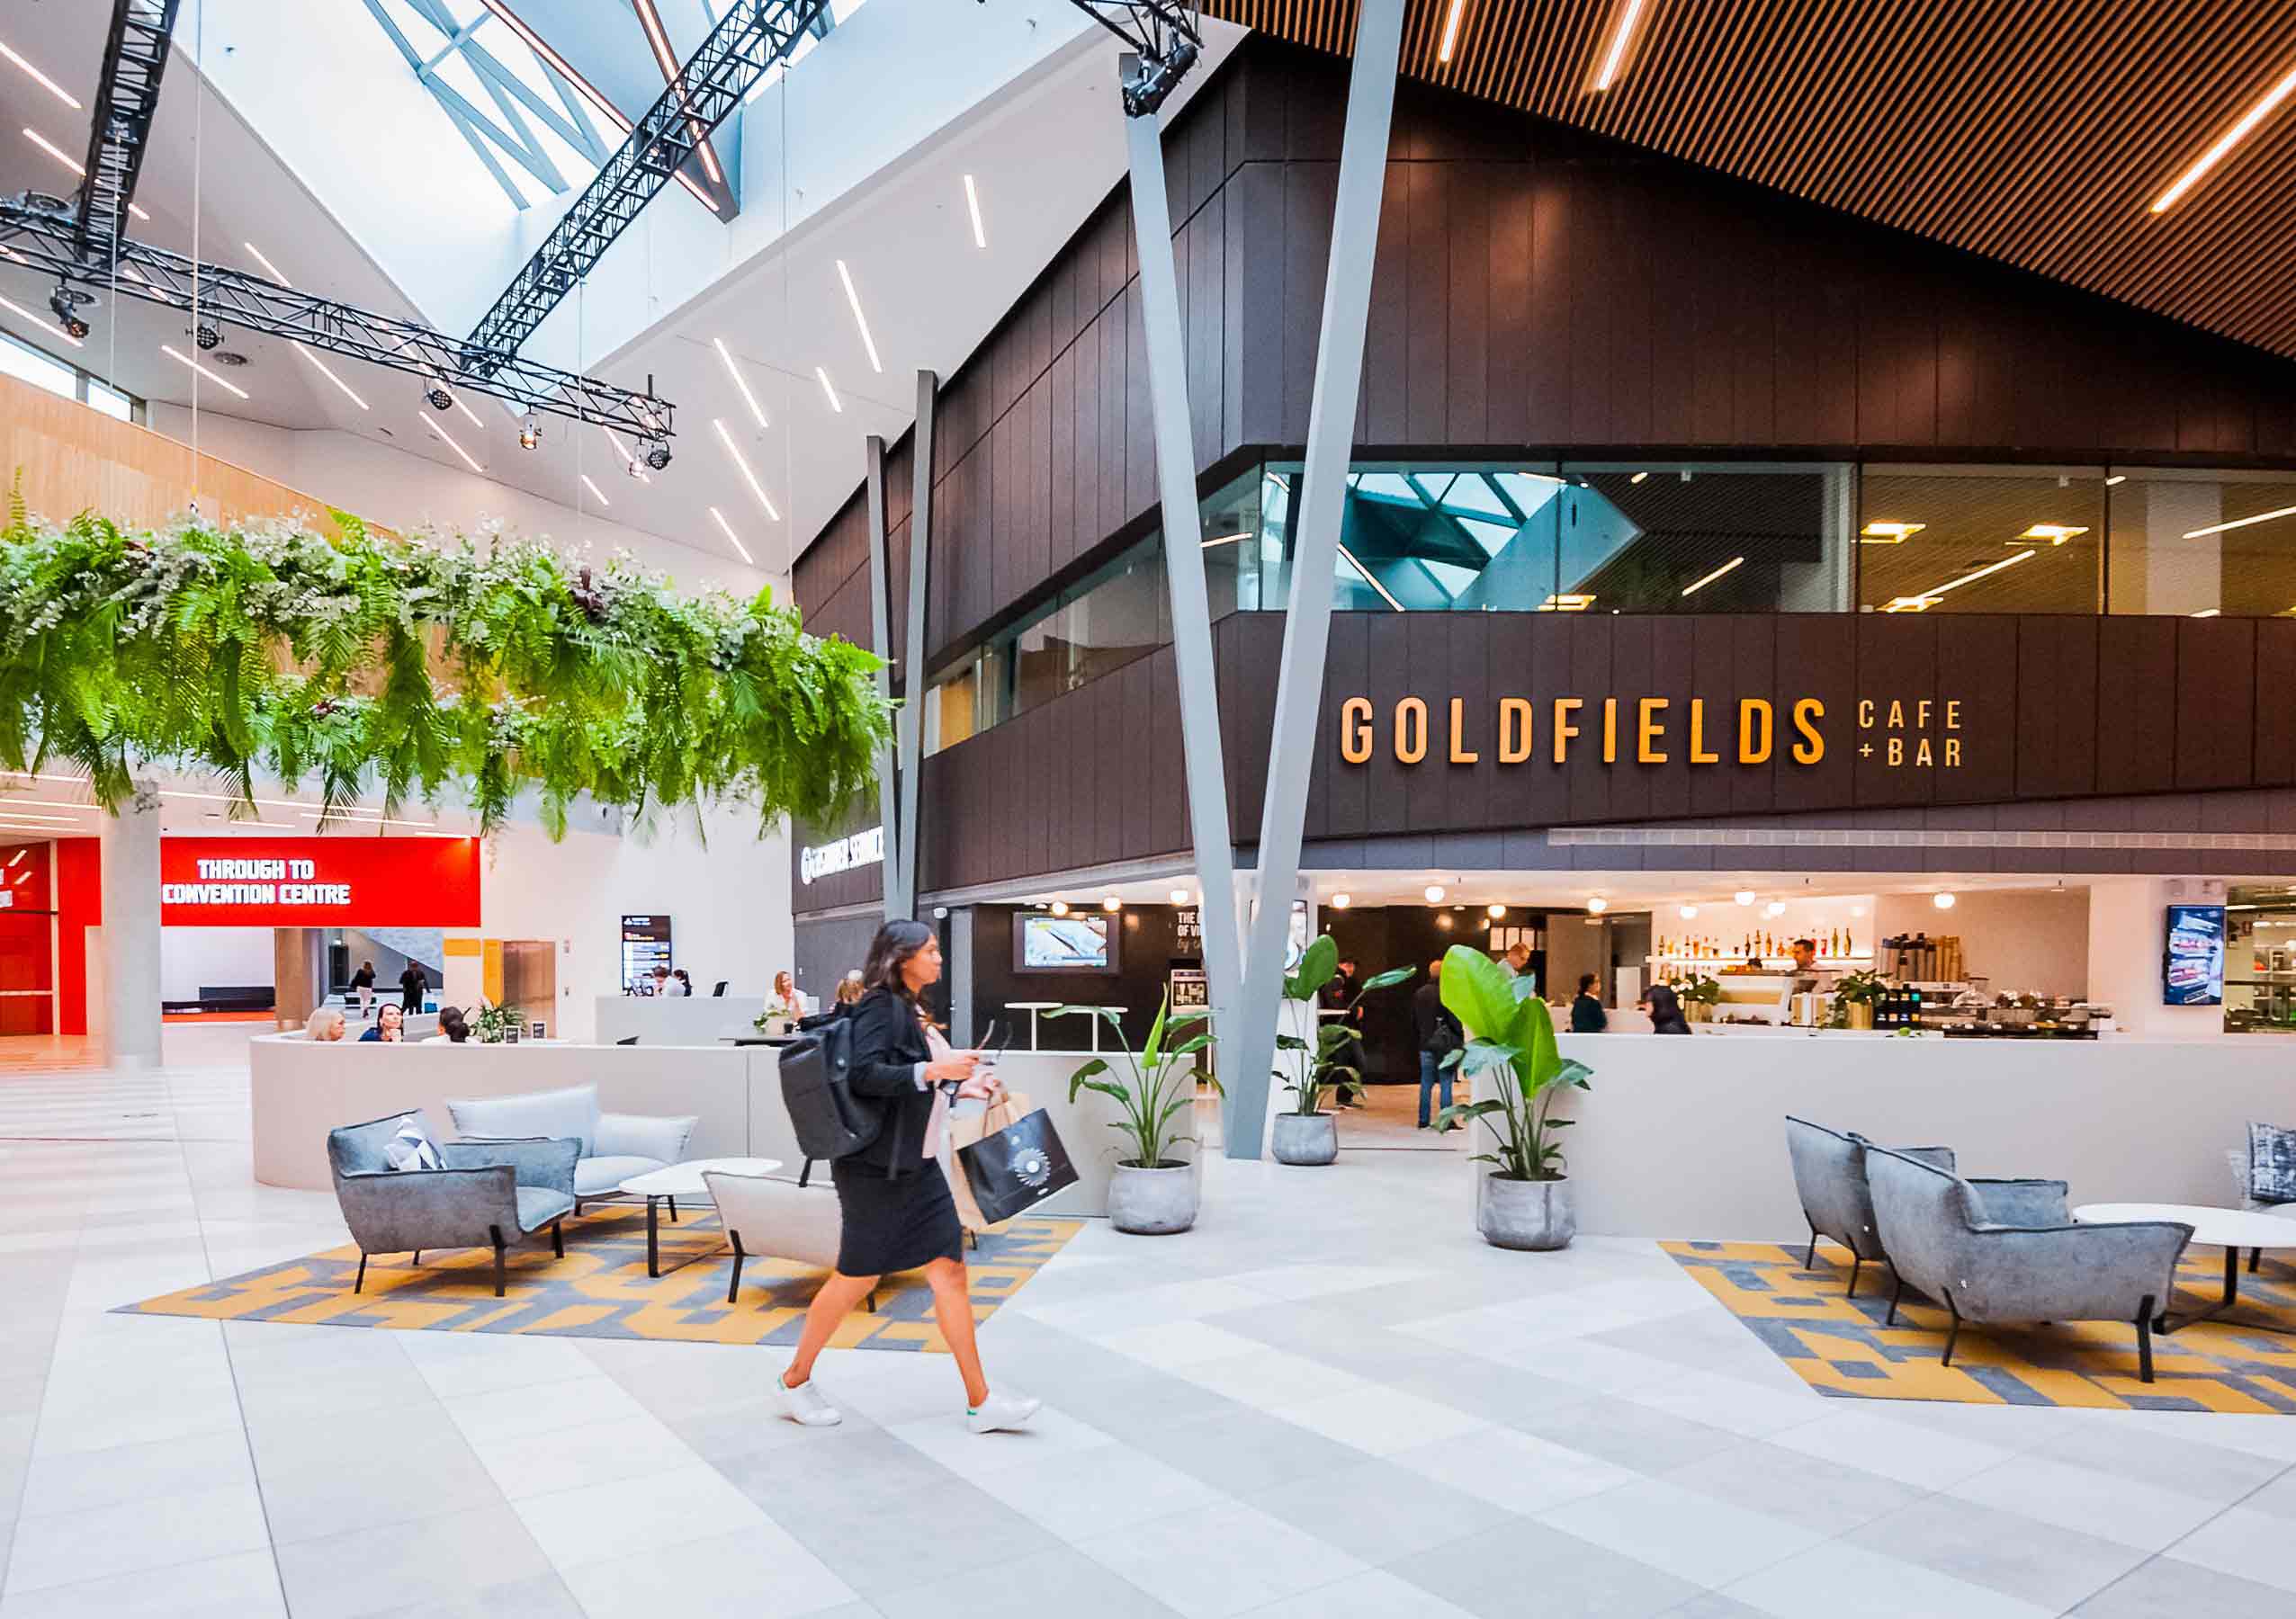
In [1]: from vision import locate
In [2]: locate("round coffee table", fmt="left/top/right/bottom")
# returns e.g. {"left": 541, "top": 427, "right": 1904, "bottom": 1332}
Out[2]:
{"left": 2073, "top": 1202, "right": 2296, "bottom": 1335}
{"left": 619, "top": 1157, "right": 783, "bottom": 1278}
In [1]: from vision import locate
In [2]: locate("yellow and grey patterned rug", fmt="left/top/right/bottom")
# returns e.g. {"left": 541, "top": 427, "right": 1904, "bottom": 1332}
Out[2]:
{"left": 1666, "top": 1240, "right": 2296, "bottom": 1412}
{"left": 121, "top": 1204, "right": 1081, "bottom": 1353}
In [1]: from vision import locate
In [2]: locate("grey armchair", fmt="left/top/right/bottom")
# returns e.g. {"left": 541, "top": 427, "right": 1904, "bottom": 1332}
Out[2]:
{"left": 1783, "top": 1117, "right": 1956, "bottom": 1296}
{"left": 1865, "top": 1145, "right": 2193, "bottom": 1382}
{"left": 327, "top": 1114, "right": 578, "bottom": 1297}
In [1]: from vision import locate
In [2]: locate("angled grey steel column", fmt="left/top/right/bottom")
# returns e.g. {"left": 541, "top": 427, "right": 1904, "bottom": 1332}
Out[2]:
{"left": 1221, "top": 0, "right": 1405, "bottom": 1158}
{"left": 1121, "top": 72, "right": 1244, "bottom": 1074}
{"left": 863, "top": 434, "right": 904, "bottom": 918}
{"left": 894, "top": 369, "right": 937, "bottom": 920}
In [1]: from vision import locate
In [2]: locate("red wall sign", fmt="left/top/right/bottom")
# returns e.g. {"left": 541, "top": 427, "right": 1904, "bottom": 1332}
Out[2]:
{"left": 159, "top": 837, "right": 481, "bottom": 927}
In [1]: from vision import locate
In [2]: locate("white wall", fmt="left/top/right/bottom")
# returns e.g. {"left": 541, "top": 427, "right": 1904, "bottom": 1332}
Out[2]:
{"left": 1874, "top": 888, "right": 2091, "bottom": 999}
{"left": 2086, "top": 876, "right": 2229, "bottom": 1036}
{"left": 158, "top": 926, "right": 275, "bottom": 1001}
{"left": 146, "top": 409, "right": 774, "bottom": 598}
{"left": 460, "top": 805, "right": 794, "bottom": 1044}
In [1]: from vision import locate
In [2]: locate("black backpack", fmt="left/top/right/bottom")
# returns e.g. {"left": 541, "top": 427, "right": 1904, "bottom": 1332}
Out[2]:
{"left": 778, "top": 1011, "right": 883, "bottom": 1180}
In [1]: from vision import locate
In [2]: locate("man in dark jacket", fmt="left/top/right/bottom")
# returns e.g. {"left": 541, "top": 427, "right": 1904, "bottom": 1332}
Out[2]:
{"left": 399, "top": 962, "right": 427, "bottom": 1015}
{"left": 1412, "top": 959, "right": 1464, "bottom": 1128}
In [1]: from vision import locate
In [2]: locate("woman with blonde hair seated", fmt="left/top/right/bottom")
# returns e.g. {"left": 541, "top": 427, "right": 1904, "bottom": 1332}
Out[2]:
{"left": 305, "top": 1006, "right": 347, "bottom": 1042}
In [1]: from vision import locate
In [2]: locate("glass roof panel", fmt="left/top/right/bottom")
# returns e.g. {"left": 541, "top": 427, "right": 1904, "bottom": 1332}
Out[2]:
{"left": 1458, "top": 516, "right": 1520, "bottom": 556}
{"left": 1355, "top": 472, "right": 1422, "bottom": 505}
{"left": 1438, "top": 474, "right": 1514, "bottom": 520}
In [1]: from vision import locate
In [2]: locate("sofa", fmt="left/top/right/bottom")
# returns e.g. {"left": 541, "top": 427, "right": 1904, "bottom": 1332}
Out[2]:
{"left": 445, "top": 1083, "right": 697, "bottom": 1208}
{"left": 1865, "top": 1145, "right": 2193, "bottom": 1382}
{"left": 327, "top": 1114, "right": 577, "bottom": 1296}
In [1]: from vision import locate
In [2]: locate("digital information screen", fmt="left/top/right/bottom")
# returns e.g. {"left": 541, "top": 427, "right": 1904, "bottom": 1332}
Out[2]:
{"left": 2164, "top": 904, "right": 2226, "bottom": 1006}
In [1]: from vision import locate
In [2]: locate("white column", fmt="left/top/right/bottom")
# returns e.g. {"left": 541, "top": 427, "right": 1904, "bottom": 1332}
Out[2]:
{"left": 100, "top": 788, "right": 163, "bottom": 1068}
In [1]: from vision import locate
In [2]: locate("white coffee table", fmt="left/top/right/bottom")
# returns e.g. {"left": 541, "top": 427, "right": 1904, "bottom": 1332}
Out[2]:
{"left": 2074, "top": 1202, "right": 2296, "bottom": 1335}
{"left": 620, "top": 1157, "right": 783, "bottom": 1278}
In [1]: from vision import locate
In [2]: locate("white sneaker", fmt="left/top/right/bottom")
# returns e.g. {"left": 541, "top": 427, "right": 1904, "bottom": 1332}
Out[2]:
{"left": 777, "top": 1374, "right": 842, "bottom": 1427}
{"left": 966, "top": 1391, "right": 1040, "bottom": 1434}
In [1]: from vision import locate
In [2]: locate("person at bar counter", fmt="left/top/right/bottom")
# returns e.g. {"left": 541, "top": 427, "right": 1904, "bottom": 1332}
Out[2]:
{"left": 1643, "top": 984, "right": 1693, "bottom": 1034}
{"left": 1413, "top": 959, "right": 1464, "bottom": 1128}
{"left": 398, "top": 962, "right": 426, "bottom": 1014}
{"left": 1571, "top": 973, "right": 1608, "bottom": 1033}
{"left": 776, "top": 920, "right": 1037, "bottom": 1436}
{"left": 305, "top": 1007, "right": 346, "bottom": 1042}
{"left": 1789, "top": 936, "right": 1835, "bottom": 993}
{"left": 1503, "top": 942, "right": 1533, "bottom": 981}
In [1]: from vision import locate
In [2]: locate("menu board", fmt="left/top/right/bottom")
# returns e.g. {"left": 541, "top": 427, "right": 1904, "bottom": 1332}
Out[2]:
{"left": 621, "top": 914, "right": 673, "bottom": 993}
{"left": 2164, "top": 905, "right": 2226, "bottom": 1006}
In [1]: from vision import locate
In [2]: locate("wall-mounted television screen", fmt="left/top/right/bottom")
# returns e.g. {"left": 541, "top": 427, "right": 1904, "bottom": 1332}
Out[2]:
{"left": 1016, "top": 913, "right": 1117, "bottom": 972}
{"left": 2164, "top": 904, "right": 2226, "bottom": 1006}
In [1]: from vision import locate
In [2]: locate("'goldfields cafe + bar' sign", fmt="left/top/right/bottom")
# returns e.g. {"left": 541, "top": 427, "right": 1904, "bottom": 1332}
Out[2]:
{"left": 158, "top": 837, "right": 481, "bottom": 926}
{"left": 1338, "top": 696, "right": 1967, "bottom": 772}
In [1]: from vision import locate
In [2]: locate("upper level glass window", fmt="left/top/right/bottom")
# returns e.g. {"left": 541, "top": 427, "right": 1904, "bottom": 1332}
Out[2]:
{"left": 0, "top": 329, "right": 147, "bottom": 423}
{"left": 2107, "top": 470, "right": 2296, "bottom": 618}
{"left": 1858, "top": 466, "right": 2105, "bottom": 614}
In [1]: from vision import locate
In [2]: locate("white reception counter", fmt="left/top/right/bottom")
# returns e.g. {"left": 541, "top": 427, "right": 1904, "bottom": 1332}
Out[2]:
{"left": 591, "top": 995, "right": 766, "bottom": 1047}
{"left": 250, "top": 1036, "right": 1155, "bottom": 1220}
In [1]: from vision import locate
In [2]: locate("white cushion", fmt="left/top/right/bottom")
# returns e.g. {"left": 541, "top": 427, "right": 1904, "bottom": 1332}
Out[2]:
{"left": 703, "top": 1172, "right": 842, "bottom": 1273}
{"left": 576, "top": 1155, "right": 668, "bottom": 1196}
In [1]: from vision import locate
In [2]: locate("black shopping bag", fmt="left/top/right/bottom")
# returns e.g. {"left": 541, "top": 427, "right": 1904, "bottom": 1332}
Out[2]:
{"left": 956, "top": 1106, "right": 1080, "bottom": 1225}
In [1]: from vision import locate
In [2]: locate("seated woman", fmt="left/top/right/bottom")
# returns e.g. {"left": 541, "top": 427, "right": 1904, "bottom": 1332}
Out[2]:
{"left": 358, "top": 1004, "right": 406, "bottom": 1042}
{"left": 305, "top": 1006, "right": 347, "bottom": 1042}
{"left": 423, "top": 1006, "right": 470, "bottom": 1044}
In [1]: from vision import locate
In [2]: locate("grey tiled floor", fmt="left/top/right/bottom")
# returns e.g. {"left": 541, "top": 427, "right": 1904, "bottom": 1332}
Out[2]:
{"left": 4, "top": 1037, "right": 2296, "bottom": 1616}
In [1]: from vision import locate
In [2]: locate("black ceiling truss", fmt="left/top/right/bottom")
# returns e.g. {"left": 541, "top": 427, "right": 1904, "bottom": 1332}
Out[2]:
{"left": 73, "top": 0, "right": 183, "bottom": 262}
{"left": 0, "top": 200, "right": 674, "bottom": 441}
{"left": 1065, "top": 2, "right": 1203, "bottom": 115}
{"left": 466, "top": 0, "right": 833, "bottom": 362}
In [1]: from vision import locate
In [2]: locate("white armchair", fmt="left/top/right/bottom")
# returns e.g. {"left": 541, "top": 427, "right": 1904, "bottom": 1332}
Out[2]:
{"left": 446, "top": 1084, "right": 697, "bottom": 1209}
{"left": 701, "top": 1169, "right": 869, "bottom": 1308}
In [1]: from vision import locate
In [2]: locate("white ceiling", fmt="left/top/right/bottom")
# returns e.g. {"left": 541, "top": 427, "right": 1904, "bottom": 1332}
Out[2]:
{"left": 0, "top": 3, "right": 1241, "bottom": 576}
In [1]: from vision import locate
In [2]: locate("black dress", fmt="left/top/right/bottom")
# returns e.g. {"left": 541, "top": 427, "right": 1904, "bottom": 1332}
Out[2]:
{"left": 833, "top": 987, "right": 964, "bottom": 1276}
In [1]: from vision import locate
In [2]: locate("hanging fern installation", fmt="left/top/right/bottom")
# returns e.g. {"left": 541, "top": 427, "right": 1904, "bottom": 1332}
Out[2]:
{"left": 0, "top": 501, "right": 891, "bottom": 836}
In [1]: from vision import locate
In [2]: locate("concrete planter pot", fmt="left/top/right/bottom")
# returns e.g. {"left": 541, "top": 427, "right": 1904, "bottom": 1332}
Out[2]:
{"left": 1108, "top": 1161, "right": 1197, "bottom": 1235}
{"left": 1476, "top": 1173, "right": 1575, "bottom": 1250}
{"left": 1270, "top": 1111, "right": 1339, "bottom": 1167}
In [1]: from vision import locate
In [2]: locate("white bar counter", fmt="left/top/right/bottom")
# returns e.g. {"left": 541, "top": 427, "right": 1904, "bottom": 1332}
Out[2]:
{"left": 251, "top": 1036, "right": 1152, "bottom": 1221}
{"left": 592, "top": 995, "right": 766, "bottom": 1047}
{"left": 1511, "top": 1031, "right": 2296, "bottom": 1240}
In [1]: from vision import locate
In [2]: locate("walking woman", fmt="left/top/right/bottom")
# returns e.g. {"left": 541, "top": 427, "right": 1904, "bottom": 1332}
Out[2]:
{"left": 777, "top": 920, "right": 1037, "bottom": 1435}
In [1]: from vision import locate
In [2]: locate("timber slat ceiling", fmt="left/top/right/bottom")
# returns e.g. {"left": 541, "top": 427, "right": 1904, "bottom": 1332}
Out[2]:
{"left": 1199, "top": 0, "right": 2296, "bottom": 360}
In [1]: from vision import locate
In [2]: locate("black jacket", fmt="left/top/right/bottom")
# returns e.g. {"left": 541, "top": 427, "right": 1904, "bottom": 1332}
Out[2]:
{"left": 1412, "top": 980, "right": 1462, "bottom": 1052}
{"left": 1570, "top": 992, "right": 1608, "bottom": 1033}
{"left": 843, "top": 986, "right": 939, "bottom": 1174}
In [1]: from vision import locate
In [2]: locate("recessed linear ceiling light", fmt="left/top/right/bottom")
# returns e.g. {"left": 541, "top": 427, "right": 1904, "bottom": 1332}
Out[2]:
{"left": 1592, "top": 0, "right": 1649, "bottom": 92}
{"left": 293, "top": 344, "right": 369, "bottom": 410}
{"left": 2185, "top": 503, "right": 2296, "bottom": 540}
{"left": 963, "top": 174, "right": 986, "bottom": 248}
{"left": 472, "top": 0, "right": 720, "bottom": 215}
{"left": 0, "top": 40, "right": 80, "bottom": 109}
{"left": 2105, "top": 474, "right": 2127, "bottom": 486}
{"left": 300, "top": 810, "right": 435, "bottom": 830}
{"left": 451, "top": 393, "right": 485, "bottom": 431}
{"left": 632, "top": 0, "right": 724, "bottom": 185}
{"left": 1336, "top": 541, "right": 1405, "bottom": 612}
{"left": 0, "top": 291, "right": 76, "bottom": 347}
{"left": 579, "top": 473, "right": 609, "bottom": 507}
{"left": 2192, "top": 607, "right": 2222, "bottom": 618}
{"left": 243, "top": 241, "right": 290, "bottom": 283}
{"left": 2016, "top": 523, "right": 2088, "bottom": 545}
{"left": 1860, "top": 521, "right": 1924, "bottom": 543}
{"left": 0, "top": 798, "right": 95, "bottom": 811}
{"left": 712, "top": 418, "right": 780, "bottom": 520}
{"left": 419, "top": 414, "right": 483, "bottom": 473}
{"left": 1681, "top": 556, "right": 1744, "bottom": 596}
{"left": 835, "top": 259, "right": 882, "bottom": 373}
{"left": 709, "top": 505, "right": 755, "bottom": 565}
{"left": 815, "top": 366, "right": 842, "bottom": 413}
{"left": 2149, "top": 59, "right": 2296, "bottom": 214}
{"left": 1881, "top": 547, "right": 2033, "bottom": 613}
{"left": 0, "top": 809, "right": 83, "bottom": 824}
{"left": 1437, "top": 0, "right": 1466, "bottom": 64}
{"left": 713, "top": 337, "right": 768, "bottom": 429}
{"left": 1628, "top": 470, "right": 1648, "bottom": 484}
{"left": 1537, "top": 594, "right": 1596, "bottom": 612}
{"left": 161, "top": 343, "right": 247, "bottom": 398}
{"left": 1200, "top": 532, "right": 1251, "bottom": 549}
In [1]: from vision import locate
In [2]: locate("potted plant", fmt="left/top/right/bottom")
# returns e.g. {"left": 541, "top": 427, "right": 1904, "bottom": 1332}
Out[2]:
{"left": 1056, "top": 995, "right": 1217, "bottom": 1234}
{"left": 1831, "top": 970, "right": 1884, "bottom": 1031}
{"left": 470, "top": 1000, "right": 525, "bottom": 1045}
{"left": 755, "top": 997, "right": 795, "bottom": 1036}
{"left": 1271, "top": 935, "right": 1412, "bottom": 1166}
{"left": 1671, "top": 973, "right": 1722, "bottom": 1023}
{"left": 1430, "top": 944, "right": 1593, "bottom": 1250}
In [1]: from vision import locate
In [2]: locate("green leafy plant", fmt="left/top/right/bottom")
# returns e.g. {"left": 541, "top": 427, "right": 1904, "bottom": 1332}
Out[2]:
{"left": 470, "top": 1000, "right": 524, "bottom": 1044}
{"left": 1430, "top": 944, "right": 1592, "bottom": 1181}
{"left": 1056, "top": 994, "right": 1218, "bottom": 1168}
{"left": 1276, "top": 935, "right": 1412, "bottom": 1114}
{"left": 1669, "top": 972, "right": 1723, "bottom": 1006}
{"left": 0, "top": 500, "right": 891, "bottom": 836}
{"left": 1828, "top": 969, "right": 1886, "bottom": 1027}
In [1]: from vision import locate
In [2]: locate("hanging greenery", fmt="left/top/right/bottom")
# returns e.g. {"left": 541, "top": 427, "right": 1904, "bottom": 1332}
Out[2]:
{"left": 0, "top": 498, "right": 891, "bottom": 837}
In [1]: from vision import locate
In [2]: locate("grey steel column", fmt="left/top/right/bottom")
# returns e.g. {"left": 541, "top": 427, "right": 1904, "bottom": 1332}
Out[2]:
{"left": 1221, "top": 0, "right": 1405, "bottom": 1158}
{"left": 894, "top": 369, "right": 936, "bottom": 921}
{"left": 863, "top": 434, "right": 904, "bottom": 918}
{"left": 1122, "top": 75, "right": 1244, "bottom": 1073}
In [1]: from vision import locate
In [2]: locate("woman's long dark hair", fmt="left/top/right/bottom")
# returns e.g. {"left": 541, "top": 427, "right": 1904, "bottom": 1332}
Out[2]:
{"left": 862, "top": 919, "right": 937, "bottom": 999}
{"left": 1646, "top": 983, "right": 1691, "bottom": 1033}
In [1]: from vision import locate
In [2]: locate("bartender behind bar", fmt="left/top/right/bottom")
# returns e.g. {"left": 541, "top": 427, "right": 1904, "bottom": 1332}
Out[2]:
{"left": 1789, "top": 937, "right": 1835, "bottom": 994}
